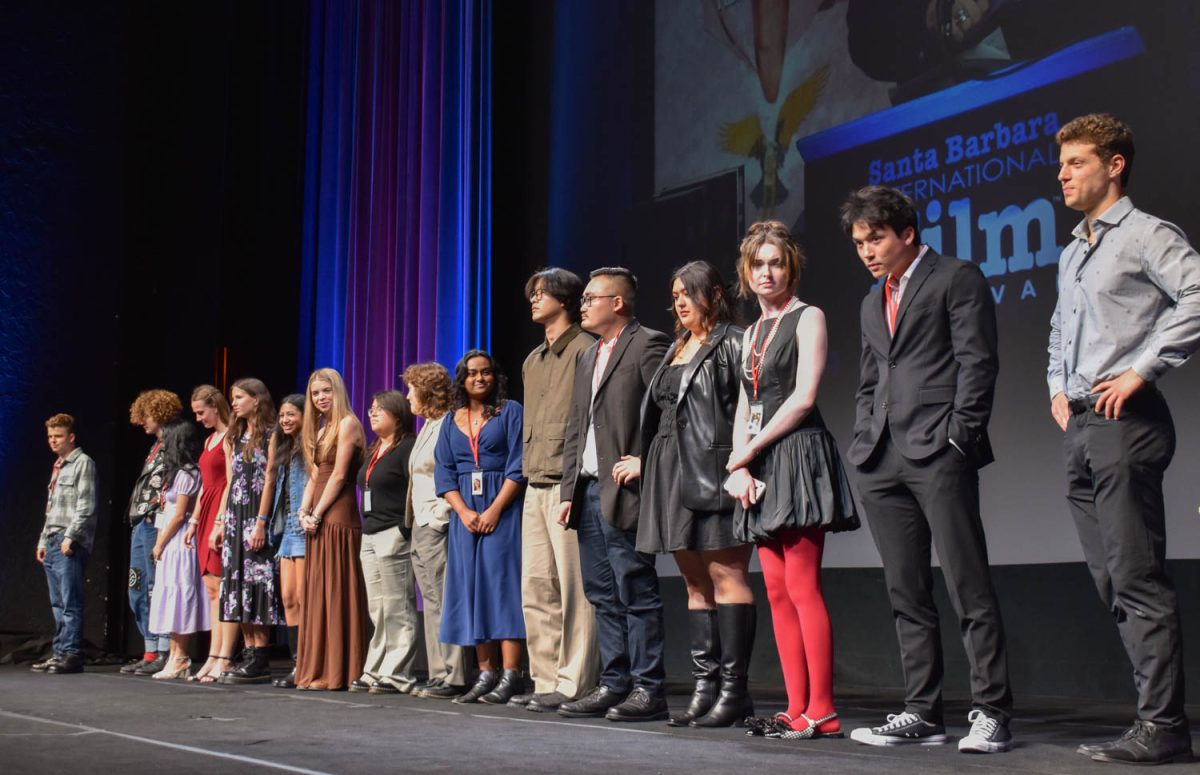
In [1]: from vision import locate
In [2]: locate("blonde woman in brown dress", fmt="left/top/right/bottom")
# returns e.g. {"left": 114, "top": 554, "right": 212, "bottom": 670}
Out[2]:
{"left": 295, "top": 367, "right": 369, "bottom": 690}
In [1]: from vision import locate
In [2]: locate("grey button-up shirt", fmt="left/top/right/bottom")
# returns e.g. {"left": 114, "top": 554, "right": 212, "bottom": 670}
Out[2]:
{"left": 1048, "top": 196, "right": 1200, "bottom": 400}
{"left": 39, "top": 447, "right": 98, "bottom": 551}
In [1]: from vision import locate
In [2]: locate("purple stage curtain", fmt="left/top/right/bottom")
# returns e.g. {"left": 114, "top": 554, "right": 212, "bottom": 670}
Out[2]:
{"left": 298, "top": 0, "right": 492, "bottom": 415}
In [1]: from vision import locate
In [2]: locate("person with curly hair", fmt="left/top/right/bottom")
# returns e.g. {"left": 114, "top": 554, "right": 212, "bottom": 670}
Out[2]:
{"left": 121, "top": 389, "right": 183, "bottom": 676}
{"left": 403, "top": 362, "right": 469, "bottom": 699}
{"left": 434, "top": 350, "right": 527, "bottom": 704}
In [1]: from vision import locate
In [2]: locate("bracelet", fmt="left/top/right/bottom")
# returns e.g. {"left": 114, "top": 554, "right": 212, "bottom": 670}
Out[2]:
{"left": 187, "top": 518, "right": 199, "bottom": 526}
{"left": 255, "top": 515, "right": 269, "bottom": 523}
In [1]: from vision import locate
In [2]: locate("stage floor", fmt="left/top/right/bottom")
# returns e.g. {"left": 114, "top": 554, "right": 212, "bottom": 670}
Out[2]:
{"left": 0, "top": 665, "right": 1195, "bottom": 773}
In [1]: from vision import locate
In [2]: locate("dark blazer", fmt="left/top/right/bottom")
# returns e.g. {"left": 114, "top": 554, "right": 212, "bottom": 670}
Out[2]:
{"left": 639, "top": 322, "right": 743, "bottom": 513}
{"left": 848, "top": 250, "right": 998, "bottom": 468}
{"left": 560, "top": 319, "right": 671, "bottom": 531}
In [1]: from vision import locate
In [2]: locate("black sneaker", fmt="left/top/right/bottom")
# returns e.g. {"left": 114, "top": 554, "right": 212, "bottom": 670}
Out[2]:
{"left": 1090, "top": 720, "right": 1193, "bottom": 765}
{"left": 958, "top": 710, "right": 1012, "bottom": 753}
{"left": 850, "top": 711, "right": 948, "bottom": 746}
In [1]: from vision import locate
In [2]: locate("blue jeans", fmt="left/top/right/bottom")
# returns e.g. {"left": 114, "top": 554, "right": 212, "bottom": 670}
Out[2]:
{"left": 574, "top": 480, "right": 665, "bottom": 695}
{"left": 44, "top": 532, "right": 89, "bottom": 658}
{"left": 128, "top": 519, "right": 169, "bottom": 652}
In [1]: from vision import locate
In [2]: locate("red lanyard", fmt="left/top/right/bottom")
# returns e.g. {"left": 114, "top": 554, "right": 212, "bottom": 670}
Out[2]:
{"left": 749, "top": 298, "right": 799, "bottom": 399}
{"left": 364, "top": 441, "right": 392, "bottom": 487}
{"left": 466, "top": 407, "right": 485, "bottom": 468}
{"left": 146, "top": 440, "right": 162, "bottom": 464}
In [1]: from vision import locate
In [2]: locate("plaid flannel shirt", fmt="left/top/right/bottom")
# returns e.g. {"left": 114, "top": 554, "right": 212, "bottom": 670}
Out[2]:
{"left": 39, "top": 447, "right": 98, "bottom": 551}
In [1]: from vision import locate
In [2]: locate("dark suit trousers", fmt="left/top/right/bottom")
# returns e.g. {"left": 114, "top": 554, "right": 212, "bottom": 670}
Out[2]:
{"left": 856, "top": 430, "right": 1012, "bottom": 724}
{"left": 575, "top": 480, "right": 666, "bottom": 695}
{"left": 1064, "top": 390, "right": 1187, "bottom": 731}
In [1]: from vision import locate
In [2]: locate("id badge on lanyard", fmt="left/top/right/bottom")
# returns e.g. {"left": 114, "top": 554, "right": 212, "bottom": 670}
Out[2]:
{"left": 363, "top": 489, "right": 373, "bottom": 512}
{"left": 467, "top": 406, "right": 486, "bottom": 497}
{"left": 747, "top": 402, "right": 764, "bottom": 436}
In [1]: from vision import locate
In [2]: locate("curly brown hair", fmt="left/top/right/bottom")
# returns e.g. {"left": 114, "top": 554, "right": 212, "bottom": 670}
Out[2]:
{"left": 128, "top": 389, "right": 183, "bottom": 426}
{"left": 401, "top": 362, "right": 453, "bottom": 420}
{"left": 1056, "top": 113, "right": 1135, "bottom": 187}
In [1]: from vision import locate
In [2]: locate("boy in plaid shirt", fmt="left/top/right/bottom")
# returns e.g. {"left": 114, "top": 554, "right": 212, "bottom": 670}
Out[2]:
{"left": 33, "top": 413, "right": 97, "bottom": 674}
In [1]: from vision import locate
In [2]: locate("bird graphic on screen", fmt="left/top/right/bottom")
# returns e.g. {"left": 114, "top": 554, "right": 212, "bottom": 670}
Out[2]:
{"left": 719, "top": 64, "right": 829, "bottom": 217}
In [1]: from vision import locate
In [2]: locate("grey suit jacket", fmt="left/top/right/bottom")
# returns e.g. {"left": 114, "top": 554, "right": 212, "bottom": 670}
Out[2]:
{"left": 848, "top": 250, "right": 999, "bottom": 468}
{"left": 560, "top": 319, "right": 671, "bottom": 531}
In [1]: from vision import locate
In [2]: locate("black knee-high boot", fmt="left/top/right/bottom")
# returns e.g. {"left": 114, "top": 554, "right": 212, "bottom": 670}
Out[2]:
{"left": 691, "top": 603, "right": 755, "bottom": 727}
{"left": 669, "top": 609, "right": 721, "bottom": 726}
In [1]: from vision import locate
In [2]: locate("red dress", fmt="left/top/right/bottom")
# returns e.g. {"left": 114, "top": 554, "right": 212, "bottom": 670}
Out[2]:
{"left": 195, "top": 432, "right": 228, "bottom": 577}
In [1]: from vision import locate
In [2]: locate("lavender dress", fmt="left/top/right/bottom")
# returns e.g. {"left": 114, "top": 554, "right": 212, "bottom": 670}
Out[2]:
{"left": 149, "top": 468, "right": 211, "bottom": 634}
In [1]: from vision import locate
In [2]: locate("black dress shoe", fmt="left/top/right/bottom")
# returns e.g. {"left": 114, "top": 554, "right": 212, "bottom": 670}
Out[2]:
{"left": 1090, "top": 720, "right": 1194, "bottom": 765}
{"left": 31, "top": 656, "right": 60, "bottom": 672}
{"left": 507, "top": 691, "right": 538, "bottom": 708}
{"left": 272, "top": 669, "right": 297, "bottom": 689}
{"left": 480, "top": 669, "right": 523, "bottom": 704}
{"left": 454, "top": 671, "right": 497, "bottom": 704}
{"left": 605, "top": 687, "right": 670, "bottom": 722}
{"left": 349, "top": 678, "right": 373, "bottom": 692}
{"left": 134, "top": 653, "right": 168, "bottom": 676}
{"left": 47, "top": 655, "right": 84, "bottom": 674}
{"left": 558, "top": 685, "right": 626, "bottom": 718}
{"left": 526, "top": 691, "right": 568, "bottom": 713}
{"left": 419, "top": 682, "right": 463, "bottom": 700}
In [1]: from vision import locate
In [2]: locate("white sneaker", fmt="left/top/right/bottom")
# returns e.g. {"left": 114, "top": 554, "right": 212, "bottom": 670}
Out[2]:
{"left": 958, "top": 709, "right": 1013, "bottom": 753}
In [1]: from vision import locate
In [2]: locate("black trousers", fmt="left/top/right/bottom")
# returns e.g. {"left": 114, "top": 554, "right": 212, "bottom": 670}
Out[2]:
{"left": 1064, "top": 388, "right": 1187, "bottom": 731}
{"left": 856, "top": 432, "right": 1012, "bottom": 724}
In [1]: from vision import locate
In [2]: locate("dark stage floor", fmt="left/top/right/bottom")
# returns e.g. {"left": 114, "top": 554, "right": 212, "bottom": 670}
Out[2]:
{"left": 0, "top": 665, "right": 1196, "bottom": 774}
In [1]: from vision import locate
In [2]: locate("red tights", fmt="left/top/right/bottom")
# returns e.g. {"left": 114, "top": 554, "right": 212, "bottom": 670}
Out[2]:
{"left": 759, "top": 527, "right": 838, "bottom": 732}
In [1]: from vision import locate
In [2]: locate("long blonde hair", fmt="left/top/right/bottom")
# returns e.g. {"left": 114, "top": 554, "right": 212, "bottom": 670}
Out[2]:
{"left": 301, "top": 368, "right": 358, "bottom": 469}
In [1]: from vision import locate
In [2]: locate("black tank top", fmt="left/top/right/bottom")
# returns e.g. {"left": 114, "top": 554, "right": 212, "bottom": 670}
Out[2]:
{"left": 741, "top": 304, "right": 825, "bottom": 430}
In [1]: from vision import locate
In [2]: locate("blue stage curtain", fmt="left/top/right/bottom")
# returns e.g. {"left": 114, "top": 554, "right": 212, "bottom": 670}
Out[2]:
{"left": 298, "top": 0, "right": 492, "bottom": 411}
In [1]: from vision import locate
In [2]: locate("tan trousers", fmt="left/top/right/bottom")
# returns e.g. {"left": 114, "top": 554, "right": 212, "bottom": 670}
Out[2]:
{"left": 360, "top": 526, "right": 419, "bottom": 688}
{"left": 521, "top": 483, "right": 598, "bottom": 697}
{"left": 411, "top": 521, "right": 468, "bottom": 686}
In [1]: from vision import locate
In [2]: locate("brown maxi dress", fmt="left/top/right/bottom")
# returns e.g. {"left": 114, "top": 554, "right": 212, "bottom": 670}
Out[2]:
{"left": 295, "top": 444, "right": 368, "bottom": 689}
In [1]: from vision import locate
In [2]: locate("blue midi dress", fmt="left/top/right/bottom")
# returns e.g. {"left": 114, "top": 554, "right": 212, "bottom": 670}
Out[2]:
{"left": 434, "top": 400, "right": 526, "bottom": 645}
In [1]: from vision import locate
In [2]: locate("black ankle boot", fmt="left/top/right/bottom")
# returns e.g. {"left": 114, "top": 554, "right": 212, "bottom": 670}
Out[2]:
{"left": 225, "top": 647, "right": 272, "bottom": 684}
{"left": 480, "top": 669, "right": 523, "bottom": 704}
{"left": 669, "top": 609, "right": 720, "bottom": 727}
{"left": 691, "top": 603, "right": 755, "bottom": 728}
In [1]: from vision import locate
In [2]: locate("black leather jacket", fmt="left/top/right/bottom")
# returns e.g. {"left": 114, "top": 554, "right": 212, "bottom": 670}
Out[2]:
{"left": 640, "top": 322, "right": 744, "bottom": 513}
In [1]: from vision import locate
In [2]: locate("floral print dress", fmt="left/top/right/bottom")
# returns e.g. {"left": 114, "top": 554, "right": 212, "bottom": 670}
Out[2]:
{"left": 219, "top": 432, "right": 282, "bottom": 625}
